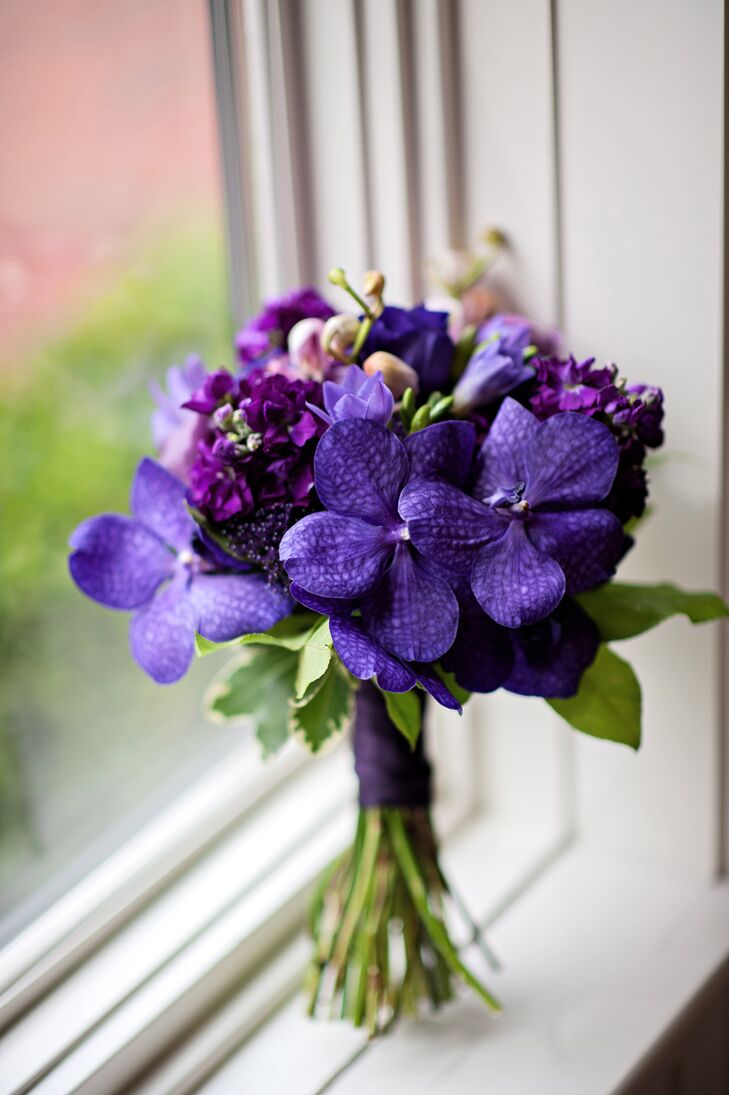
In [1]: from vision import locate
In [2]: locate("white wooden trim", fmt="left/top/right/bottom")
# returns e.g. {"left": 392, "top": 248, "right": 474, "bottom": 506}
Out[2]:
{"left": 194, "top": 842, "right": 729, "bottom": 1095}
{"left": 0, "top": 742, "right": 304, "bottom": 1029}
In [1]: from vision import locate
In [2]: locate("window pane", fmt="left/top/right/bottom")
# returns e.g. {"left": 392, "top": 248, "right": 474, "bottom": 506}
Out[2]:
{"left": 0, "top": 0, "right": 248, "bottom": 941}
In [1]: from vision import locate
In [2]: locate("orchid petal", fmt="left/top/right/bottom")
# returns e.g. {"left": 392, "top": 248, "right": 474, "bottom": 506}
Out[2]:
{"left": 330, "top": 616, "right": 416, "bottom": 693}
{"left": 505, "top": 599, "right": 599, "bottom": 698}
{"left": 362, "top": 544, "right": 458, "bottom": 662}
{"left": 528, "top": 508, "right": 624, "bottom": 594}
{"left": 471, "top": 521, "right": 566, "bottom": 628}
{"left": 413, "top": 666, "right": 462, "bottom": 711}
{"left": 191, "top": 573, "right": 292, "bottom": 642}
{"left": 129, "top": 577, "right": 197, "bottom": 683}
{"left": 131, "top": 458, "right": 195, "bottom": 551}
{"left": 403, "top": 420, "right": 476, "bottom": 487}
{"left": 279, "top": 511, "right": 392, "bottom": 597}
{"left": 399, "top": 478, "right": 504, "bottom": 574}
{"left": 472, "top": 397, "right": 539, "bottom": 502}
{"left": 441, "top": 602, "right": 513, "bottom": 693}
{"left": 289, "top": 583, "right": 354, "bottom": 617}
{"left": 525, "top": 413, "right": 619, "bottom": 506}
{"left": 314, "top": 419, "right": 408, "bottom": 525}
{"left": 69, "top": 514, "right": 174, "bottom": 610}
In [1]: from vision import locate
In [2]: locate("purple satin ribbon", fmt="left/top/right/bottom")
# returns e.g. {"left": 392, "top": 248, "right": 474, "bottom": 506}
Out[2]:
{"left": 353, "top": 681, "right": 431, "bottom": 808}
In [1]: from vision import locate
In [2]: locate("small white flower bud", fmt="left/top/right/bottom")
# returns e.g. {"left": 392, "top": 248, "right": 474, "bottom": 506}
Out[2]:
{"left": 321, "top": 313, "right": 360, "bottom": 363}
{"left": 362, "top": 351, "right": 420, "bottom": 399}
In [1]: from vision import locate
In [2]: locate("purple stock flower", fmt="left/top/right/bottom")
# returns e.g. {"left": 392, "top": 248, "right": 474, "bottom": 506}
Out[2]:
{"left": 68, "top": 459, "right": 291, "bottom": 683}
{"left": 453, "top": 337, "right": 534, "bottom": 413}
{"left": 623, "top": 384, "right": 665, "bottom": 448}
{"left": 235, "top": 287, "right": 335, "bottom": 366}
{"left": 186, "top": 369, "right": 325, "bottom": 523}
{"left": 401, "top": 398, "right": 623, "bottom": 629}
{"left": 149, "top": 355, "right": 208, "bottom": 482}
{"left": 361, "top": 305, "right": 454, "bottom": 395}
{"left": 309, "top": 364, "right": 394, "bottom": 427}
{"left": 530, "top": 355, "right": 617, "bottom": 418}
{"left": 290, "top": 584, "right": 461, "bottom": 711}
{"left": 279, "top": 418, "right": 476, "bottom": 662}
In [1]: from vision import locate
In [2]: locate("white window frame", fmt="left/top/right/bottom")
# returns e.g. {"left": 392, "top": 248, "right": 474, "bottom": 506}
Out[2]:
{"left": 1, "top": 1, "right": 727, "bottom": 1093}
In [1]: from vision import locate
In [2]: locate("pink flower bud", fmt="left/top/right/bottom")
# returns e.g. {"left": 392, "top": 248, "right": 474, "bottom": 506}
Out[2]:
{"left": 362, "top": 351, "right": 420, "bottom": 399}
{"left": 288, "top": 317, "right": 328, "bottom": 378}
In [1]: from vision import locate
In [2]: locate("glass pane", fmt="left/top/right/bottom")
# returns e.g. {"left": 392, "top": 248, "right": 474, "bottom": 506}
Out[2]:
{"left": 0, "top": 0, "right": 249, "bottom": 941}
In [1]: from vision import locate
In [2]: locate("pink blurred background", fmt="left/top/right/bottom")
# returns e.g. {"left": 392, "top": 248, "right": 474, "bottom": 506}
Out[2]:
{"left": 0, "top": 0, "right": 221, "bottom": 368}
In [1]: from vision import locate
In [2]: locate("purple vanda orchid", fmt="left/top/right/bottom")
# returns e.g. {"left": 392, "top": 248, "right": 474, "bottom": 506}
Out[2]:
{"left": 400, "top": 398, "right": 623, "bottom": 629}
{"left": 69, "top": 459, "right": 291, "bottom": 683}
{"left": 309, "top": 365, "right": 394, "bottom": 427}
{"left": 442, "top": 591, "right": 599, "bottom": 699}
{"left": 290, "top": 584, "right": 461, "bottom": 711}
{"left": 279, "top": 418, "right": 476, "bottom": 663}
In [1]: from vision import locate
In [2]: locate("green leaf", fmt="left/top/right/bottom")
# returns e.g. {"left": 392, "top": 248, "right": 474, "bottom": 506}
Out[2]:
{"left": 381, "top": 688, "right": 422, "bottom": 748}
{"left": 576, "top": 581, "right": 729, "bottom": 642}
{"left": 434, "top": 665, "right": 471, "bottom": 707}
{"left": 450, "top": 324, "right": 477, "bottom": 381}
{"left": 195, "top": 633, "right": 240, "bottom": 657}
{"left": 294, "top": 617, "right": 333, "bottom": 700}
{"left": 239, "top": 613, "right": 320, "bottom": 651}
{"left": 290, "top": 663, "right": 354, "bottom": 753}
{"left": 205, "top": 646, "right": 297, "bottom": 757}
{"left": 195, "top": 613, "right": 317, "bottom": 657}
{"left": 548, "top": 645, "right": 642, "bottom": 749}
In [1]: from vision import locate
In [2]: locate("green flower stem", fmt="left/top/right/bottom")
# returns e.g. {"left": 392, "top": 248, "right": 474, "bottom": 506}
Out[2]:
{"left": 328, "top": 267, "right": 373, "bottom": 318}
{"left": 306, "top": 806, "right": 500, "bottom": 1034}
{"left": 350, "top": 314, "right": 373, "bottom": 360}
{"left": 384, "top": 809, "right": 502, "bottom": 1015}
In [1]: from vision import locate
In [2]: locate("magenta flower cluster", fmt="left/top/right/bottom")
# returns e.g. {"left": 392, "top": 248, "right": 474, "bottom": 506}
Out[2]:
{"left": 185, "top": 368, "right": 325, "bottom": 523}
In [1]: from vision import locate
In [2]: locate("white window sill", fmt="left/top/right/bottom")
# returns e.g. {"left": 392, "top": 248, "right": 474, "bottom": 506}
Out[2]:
{"left": 5, "top": 778, "right": 728, "bottom": 1095}
{"left": 168, "top": 830, "right": 729, "bottom": 1095}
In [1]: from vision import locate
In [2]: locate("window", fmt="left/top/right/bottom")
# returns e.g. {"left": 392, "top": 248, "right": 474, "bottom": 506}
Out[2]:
{"left": 1, "top": 2, "right": 725, "bottom": 1093}
{"left": 0, "top": 0, "right": 249, "bottom": 942}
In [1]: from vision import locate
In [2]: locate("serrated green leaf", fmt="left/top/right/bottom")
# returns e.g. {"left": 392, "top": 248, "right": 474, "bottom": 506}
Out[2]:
{"left": 381, "top": 688, "right": 422, "bottom": 748}
{"left": 240, "top": 614, "right": 321, "bottom": 650}
{"left": 195, "top": 613, "right": 317, "bottom": 657}
{"left": 576, "top": 581, "right": 729, "bottom": 642}
{"left": 205, "top": 646, "right": 297, "bottom": 757}
{"left": 295, "top": 617, "right": 332, "bottom": 699}
{"left": 434, "top": 665, "right": 471, "bottom": 707}
{"left": 195, "top": 633, "right": 240, "bottom": 657}
{"left": 548, "top": 645, "right": 642, "bottom": 749}
{"left": 290, "top": 663, "right": 354, "bottom": 753}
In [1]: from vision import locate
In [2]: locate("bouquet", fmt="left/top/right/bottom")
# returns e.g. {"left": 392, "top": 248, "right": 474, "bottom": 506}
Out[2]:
{"left": 68, "top": 239, "right": 727, "bottom": 1035}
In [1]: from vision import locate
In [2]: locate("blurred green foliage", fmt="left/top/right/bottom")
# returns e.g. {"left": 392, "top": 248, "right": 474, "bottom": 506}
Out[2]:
{"left": 0, "top": 225, "right": 233, "bottom": 910}
{"left": 0, "top": 225, "right": 229, "bottom": 625}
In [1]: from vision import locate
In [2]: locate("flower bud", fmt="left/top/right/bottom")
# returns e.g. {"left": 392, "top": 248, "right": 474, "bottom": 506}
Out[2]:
{"left": 288, "top": 317, "right": 328, "bottom": 378}
{"left": 321, "top": 313, "right": 360, "bottom": 363}
{"left": 482, "top": 226, "right": 507, "bottom": 249}
{"left": 362, "top": 351, "right": 419, "bottom": 399}
{"left": 363, "top": 270, "right": 385, "bottom": 298}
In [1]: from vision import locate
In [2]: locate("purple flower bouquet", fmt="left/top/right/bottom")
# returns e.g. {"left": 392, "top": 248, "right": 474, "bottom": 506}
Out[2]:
{"left": 69, "top": 261, "right": 727, "bottom": 1034}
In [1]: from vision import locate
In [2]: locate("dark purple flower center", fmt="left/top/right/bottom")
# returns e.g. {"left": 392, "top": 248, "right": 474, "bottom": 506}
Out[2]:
{"left": 486, "top": 480, "right": 530, "bottom": 519}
